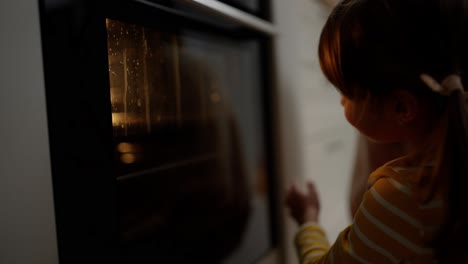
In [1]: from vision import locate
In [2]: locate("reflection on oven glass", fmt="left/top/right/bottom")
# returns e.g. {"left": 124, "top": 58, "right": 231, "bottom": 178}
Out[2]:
{"left": 116, "top": 142, "right": 142, "bottom": 164}
{"left": 106, "top": 18, "right": 271, "bottom": 263}
{"left": 108, "top": 19, "right": 175, "bottom": 137}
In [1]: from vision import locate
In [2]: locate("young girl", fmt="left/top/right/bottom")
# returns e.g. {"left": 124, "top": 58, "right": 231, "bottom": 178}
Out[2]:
{"left": 286, "top": 0, "right": 468, "bottom": 263}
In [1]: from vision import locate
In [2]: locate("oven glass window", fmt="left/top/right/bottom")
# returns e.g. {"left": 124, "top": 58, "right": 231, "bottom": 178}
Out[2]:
{"left": 106, "top": 18, "right": 272, "bottom": 263}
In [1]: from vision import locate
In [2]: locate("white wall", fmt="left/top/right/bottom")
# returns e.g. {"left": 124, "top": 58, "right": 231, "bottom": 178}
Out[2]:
{"left": 0, "top": 0, "right": 59, "bottom": 263}
{"left": 272, "top": 0, "right": 357, "bottom": 263}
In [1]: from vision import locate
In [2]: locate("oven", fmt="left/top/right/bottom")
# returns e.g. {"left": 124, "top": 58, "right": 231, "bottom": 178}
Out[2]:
{"left": 39, "top": 0, "right": 279, "bottom": 263}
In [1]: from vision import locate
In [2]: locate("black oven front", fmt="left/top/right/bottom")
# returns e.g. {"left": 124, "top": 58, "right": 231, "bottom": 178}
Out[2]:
{"left": 40, "top": 0, "right": 278, "bottom": 263}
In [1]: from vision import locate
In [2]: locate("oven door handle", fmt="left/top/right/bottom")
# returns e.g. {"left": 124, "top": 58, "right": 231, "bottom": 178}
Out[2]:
{"left": 134, "top": 0, "right": 277, "bottom": 35}
{"left": 178, "top": 0, "right": 277, "bottom": 35}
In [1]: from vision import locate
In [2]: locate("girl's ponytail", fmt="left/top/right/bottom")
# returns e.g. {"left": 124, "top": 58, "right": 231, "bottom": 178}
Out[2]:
{"left": 433, "top": 88, "right": 468, "bottom": 262}
{"left": 431, "top": 0, "right": 468, "bottom": 261}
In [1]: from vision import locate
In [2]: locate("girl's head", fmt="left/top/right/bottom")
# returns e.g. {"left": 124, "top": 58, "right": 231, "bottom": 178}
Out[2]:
{"left": 319, "top": 0, "right": 466, "bottom": 100}
{"left": 320, "top": 0, "right": 468, "bottom": 142}
{"left": 318, "top": 0, "right": 468, "bottom": 145}
{"left": 318, "top": 0, "right": 468, "bottom": 261}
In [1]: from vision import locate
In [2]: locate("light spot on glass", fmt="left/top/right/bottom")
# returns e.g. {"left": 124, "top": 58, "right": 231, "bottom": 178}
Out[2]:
{"left": 120, "top": 153, "right": 136, "bottom": 164}
{"left": 117, "top": 142, "right": 133, "bottom": 153}
{"left": 210, "top": 92, "right": 221, "bottom": 103}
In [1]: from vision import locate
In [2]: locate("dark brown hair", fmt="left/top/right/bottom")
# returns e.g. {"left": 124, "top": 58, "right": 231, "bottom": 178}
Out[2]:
{"left": 318, "top": 0, "right": 468, "bottom": 261}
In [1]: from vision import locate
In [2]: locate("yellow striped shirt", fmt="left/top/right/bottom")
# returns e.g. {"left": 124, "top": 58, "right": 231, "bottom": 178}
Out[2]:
{"left": 295, "top": 157, "right": 446, "bottom": 263}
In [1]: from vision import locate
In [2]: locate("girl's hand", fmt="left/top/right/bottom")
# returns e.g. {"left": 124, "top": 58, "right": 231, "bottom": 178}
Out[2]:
{"left": 285, "top": 181, "right": 320, "bottom": 225}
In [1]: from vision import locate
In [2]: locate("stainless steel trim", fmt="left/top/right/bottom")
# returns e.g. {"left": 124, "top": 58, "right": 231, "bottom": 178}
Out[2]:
{"left": 133, "top": 0, "right": 276, "bottom": 35}
{"left": 133, "top": 0, "right": 192, "bottom": 17}
{"left": 178, "top": 0, "right": 277, "bottom": 35}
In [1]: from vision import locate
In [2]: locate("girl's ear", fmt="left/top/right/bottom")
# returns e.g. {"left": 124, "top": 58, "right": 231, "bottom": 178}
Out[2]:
{"left": 393, "top": 90, "right": 419, "bottom": 124}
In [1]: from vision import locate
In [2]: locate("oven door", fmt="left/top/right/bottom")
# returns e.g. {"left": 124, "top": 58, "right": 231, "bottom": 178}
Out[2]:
{"left": 40, "top": 0, "right": 278, "bottom": 263}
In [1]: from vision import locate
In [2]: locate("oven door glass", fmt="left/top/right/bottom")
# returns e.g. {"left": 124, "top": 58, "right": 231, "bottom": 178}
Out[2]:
{"left": 107, "top": 18, "right": 272, "bottom": 263}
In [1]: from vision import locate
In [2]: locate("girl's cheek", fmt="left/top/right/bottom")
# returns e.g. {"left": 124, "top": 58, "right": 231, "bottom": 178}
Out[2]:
{"left": 344, "top": 105, "right": 364, "bottom": 131}
{"left": 344, "top": 106, "right": 355, "bottom": 127}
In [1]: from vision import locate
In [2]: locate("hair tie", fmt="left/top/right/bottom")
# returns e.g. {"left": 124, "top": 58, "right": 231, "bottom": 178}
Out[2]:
{"left": 420, "top": 74, "right": 464, "bottom": 96}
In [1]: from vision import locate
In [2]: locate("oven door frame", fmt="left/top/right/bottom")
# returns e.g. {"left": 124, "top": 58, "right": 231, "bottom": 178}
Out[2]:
{"left": 40, "top": 0, "right": 280, "bottom": 262}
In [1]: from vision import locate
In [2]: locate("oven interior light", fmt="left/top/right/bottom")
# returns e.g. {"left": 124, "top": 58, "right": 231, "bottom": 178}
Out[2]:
{"left": 117, "top": 142, "right": 142, "bottom": 164}
{"left": 120, "top": 153, "right": 137, "bottom": 164}
{"left": 117, "top": 142, "right": 141, "bottom": 153}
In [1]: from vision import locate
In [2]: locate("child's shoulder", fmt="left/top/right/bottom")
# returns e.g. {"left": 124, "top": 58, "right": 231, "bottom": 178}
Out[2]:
{"left": 368, "top": 156, "right": 412, "bottom": 185}
{"left": 367, "top": 155, "right": 436, "bottom": 200}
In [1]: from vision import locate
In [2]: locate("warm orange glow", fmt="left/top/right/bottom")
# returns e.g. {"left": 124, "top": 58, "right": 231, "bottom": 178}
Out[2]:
{"left": 112, "top": 112, "right": 125, "bottom": 127}
{"left": 117, "top": 142, "right": 132, "bottom": 153}
{"left": 210, "top": 92, "right": 221, "bottom": 103}
{"left": 121, "top": 153, "right": 137, "bottom": 164}
{"left": 111, "top": 113, "right": 143, "bottom": 127}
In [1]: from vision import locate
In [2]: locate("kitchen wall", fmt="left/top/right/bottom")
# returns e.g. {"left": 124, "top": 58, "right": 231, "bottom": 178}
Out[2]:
{"left": 0, "top": 0, "right": 58, "bottom": 263}
{"left": 272, "top": 0, "right": 358, "bottom": 263}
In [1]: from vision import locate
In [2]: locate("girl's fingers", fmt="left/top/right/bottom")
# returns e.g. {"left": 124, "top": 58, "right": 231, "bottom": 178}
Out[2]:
{"left": 307, "top": 181, "right": 316, "bottom": 192}
{"left": 285, "top": 185, "right": 298, "bottom": 205}
{"left": 307, "top": 181, "right": 318, "bottom": 198}
{"left": 306, "top": 181, "right": 320, "bottom": 209}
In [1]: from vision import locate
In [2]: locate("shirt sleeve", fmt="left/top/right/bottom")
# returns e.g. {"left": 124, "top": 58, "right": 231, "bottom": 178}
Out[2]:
{"left": 295, "top": 173, "right": 435, "bottom": 264}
